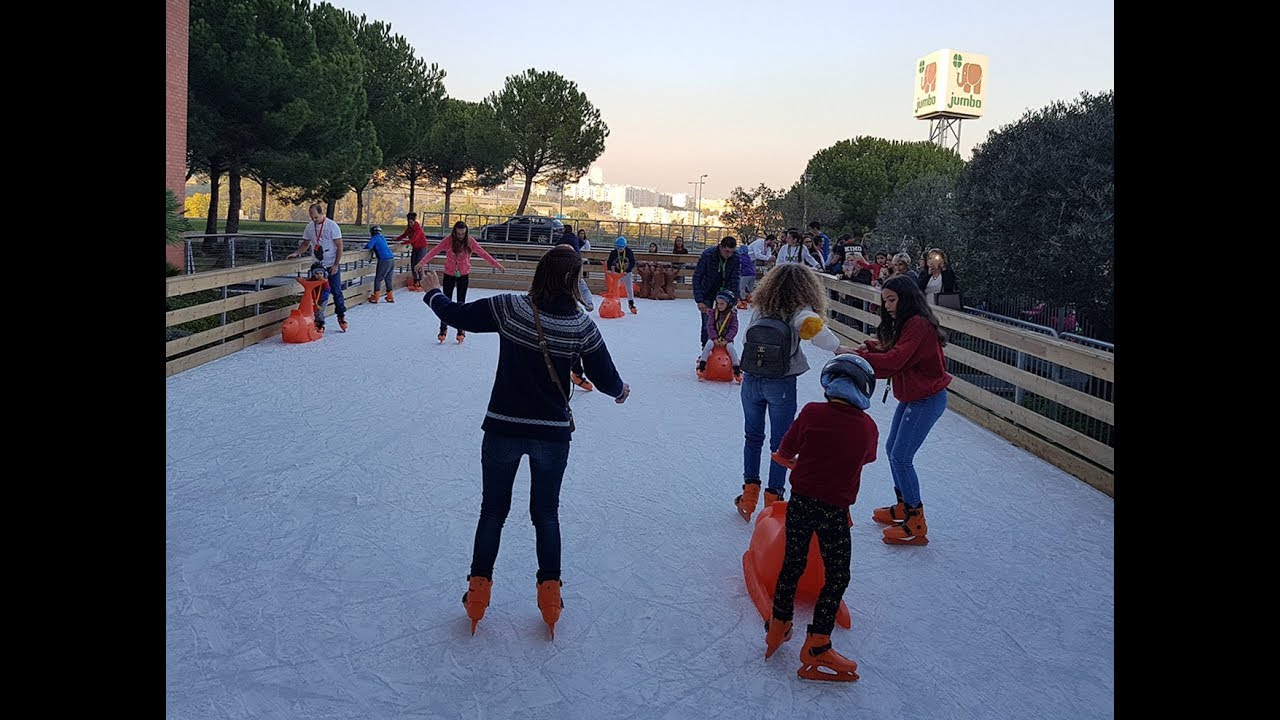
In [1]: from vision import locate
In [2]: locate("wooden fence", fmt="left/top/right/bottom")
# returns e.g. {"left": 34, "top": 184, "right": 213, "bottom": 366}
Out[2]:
{"left": 167, "top": 243, "right": 1114, "bottom": 496}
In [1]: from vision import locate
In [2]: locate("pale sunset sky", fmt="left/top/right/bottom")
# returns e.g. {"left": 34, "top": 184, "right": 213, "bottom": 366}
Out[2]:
{"left": 330, "top": 0, "right": 1113, "bottom": 199}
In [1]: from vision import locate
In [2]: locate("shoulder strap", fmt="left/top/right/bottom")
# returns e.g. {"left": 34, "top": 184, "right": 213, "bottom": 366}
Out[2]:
{"left": 531, "top": 301, "right": 577, "bottom": 430}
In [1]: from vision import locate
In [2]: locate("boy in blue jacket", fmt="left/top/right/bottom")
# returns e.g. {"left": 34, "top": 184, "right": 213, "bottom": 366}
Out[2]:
{"left": 365, "top": 225, "right": 396, "bottom": 303}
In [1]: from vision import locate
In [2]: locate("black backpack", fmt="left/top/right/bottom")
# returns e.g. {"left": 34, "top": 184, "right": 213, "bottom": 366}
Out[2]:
{"left": 742, "top": 315, "right": 796, "bottom": 378}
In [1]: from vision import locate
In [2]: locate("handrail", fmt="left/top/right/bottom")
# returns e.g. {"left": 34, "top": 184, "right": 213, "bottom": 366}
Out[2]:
{"left": 1061, "top": 334, "right": 1115, "bottom": 352}
{"left": 962, "top": 307, "right": 1059, "bottom": 338}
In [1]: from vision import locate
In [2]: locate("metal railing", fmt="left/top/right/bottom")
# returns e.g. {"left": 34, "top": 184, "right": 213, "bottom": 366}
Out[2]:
{"left": 816, "top": 272, "right": 1115, "bottom": 457}
{"left": 409, "top": 212, "right": 733, "bottom": 253}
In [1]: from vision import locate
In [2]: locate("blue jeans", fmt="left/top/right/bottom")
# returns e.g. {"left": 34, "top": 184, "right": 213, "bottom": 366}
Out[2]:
{"left": 885, "top": 389, "right": 948, "bottom": 507}
{"left": 741, "top": 373, "right": 798, "bottom": 493}
{"left": 317, "top": 268, "right": 347, "bottom": 317}
{"left": 471, "top": 432, "right": 571, "bottom": 583}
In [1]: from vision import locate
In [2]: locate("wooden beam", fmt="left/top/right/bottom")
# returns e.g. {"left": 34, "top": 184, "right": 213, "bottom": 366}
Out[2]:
{"left": 166, "top": 258, "right": 309, "bottom": 297}
{"left": 948, "top": 376, "right": 1114, "bottom": 470}
{"left": 945, "top": 343, "right": 1113, "bottom": 425}
{"left": 166, "top": 306, "right": 294, "bottom": 357}
{"left": 933, "top": 307, "right": 1114, "bottom": 382}
{"left": 166, "top": 282, "right": 301, "bottom": 327}
{"left": 166, "top": 324, "right": 282, "bottom": 377}
{"left": 947, "top": 393, "right": 1113, "bottom": 497}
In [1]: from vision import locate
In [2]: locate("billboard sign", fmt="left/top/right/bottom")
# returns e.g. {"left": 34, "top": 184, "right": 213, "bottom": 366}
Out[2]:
{"left": 914, "top": 48, "right": 988, "bottom": 119}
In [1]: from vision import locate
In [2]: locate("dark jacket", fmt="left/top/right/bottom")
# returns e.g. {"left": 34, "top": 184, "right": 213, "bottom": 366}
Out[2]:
{"left": 424, "top": 290, "right": 625, "bottom": 441}
{"left": 606, "top": 247, "right": 636, "bottom": 273}
{"left": 692, "top": 246, "right": 741, "bottom": 305}
{"left": 917, "top": 267, "right": 960, "bottom": 294}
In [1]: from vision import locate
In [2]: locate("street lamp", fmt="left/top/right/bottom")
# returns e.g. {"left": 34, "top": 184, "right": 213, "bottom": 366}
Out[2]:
{"left": 687, "top": 179, "right": 698, "bottom": 243}
{"left": 698, "top": 174, "right": 707, "bottom": 245}
{"left": 802, "top": 173, "right": 813, "bottom": 227}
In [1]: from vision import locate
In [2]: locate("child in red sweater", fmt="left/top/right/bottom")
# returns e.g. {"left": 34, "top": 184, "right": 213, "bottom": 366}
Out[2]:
{"left": 762, "top": 354, "right": 878, "bottom": 682}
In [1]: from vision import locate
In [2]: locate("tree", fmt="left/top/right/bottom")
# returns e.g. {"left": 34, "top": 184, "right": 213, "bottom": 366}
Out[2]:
{"left": 874, "top": 173, "right": 960, "bottom": 258}
{"left": 486, "top": 69, "right": 609, "bottom": 215}
{"left": 769, "top": 182, "right": 844, "bottom": 236}
{"left": 344, "top": 12, "right": 445, "bottom": 224}
{"left": 805, "top": 137, "right": 965, "bottom": 233}
{"left": 265, "top": 1, "right": 377, "bottom": 226}
{"left": 953, "top": 90, "right": 1114, "bottom": 338}
{"left": 721, "top": 184, "right": 782, "bottom": 242}
{"left": 422, "top": 98, "right": 513, "bottom": 226}
{"left": 189, "top": 0, "right": 323, "bottom": 233}
{"left": 184, "top": 192, "right": 212, "bottom": 222}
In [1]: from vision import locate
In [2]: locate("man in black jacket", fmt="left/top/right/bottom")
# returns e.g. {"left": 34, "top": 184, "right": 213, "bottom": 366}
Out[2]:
{"left": 692, "top": 237, "right": 740, "bottom": 347}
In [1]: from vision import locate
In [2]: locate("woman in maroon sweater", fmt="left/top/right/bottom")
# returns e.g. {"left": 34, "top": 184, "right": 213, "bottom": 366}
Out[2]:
{"left": 853, "top": 275, "right": 952, "bottom": 545}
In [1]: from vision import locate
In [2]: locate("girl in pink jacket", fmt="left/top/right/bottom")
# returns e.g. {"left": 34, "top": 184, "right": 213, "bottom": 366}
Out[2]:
{"left": 416, "top": 221, "right": 506, "bottom": 343}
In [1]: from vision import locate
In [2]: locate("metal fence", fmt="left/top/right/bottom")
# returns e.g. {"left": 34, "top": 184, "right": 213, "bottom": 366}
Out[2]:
{"left": 181, "top": 213, "right": 735, "bottom": 276}
{"left": 818, "top": 275, "right": 1114, "bottom": 453}
{"left": 408, "top": 212, "right": 733, "bottom": 253}
{"left": 967, "top": 296, "right": 1106, "bottom": 342}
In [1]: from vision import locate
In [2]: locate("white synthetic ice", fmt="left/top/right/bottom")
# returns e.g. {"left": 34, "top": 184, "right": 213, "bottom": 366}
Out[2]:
{"left": 167, "top": 288, "right": 1114, "bottom": 719}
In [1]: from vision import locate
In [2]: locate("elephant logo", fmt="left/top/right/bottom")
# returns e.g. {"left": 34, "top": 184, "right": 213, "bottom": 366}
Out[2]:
{"left": 920, "top": 62, "right": 937, "bottom": 92}
{"left": 956, "top": 62, "right": 982, "bottom": 94}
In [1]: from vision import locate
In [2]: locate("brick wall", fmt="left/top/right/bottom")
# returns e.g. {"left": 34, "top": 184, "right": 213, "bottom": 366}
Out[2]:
{"left": 166, "top": 0, "right": 189, "bottom": 269}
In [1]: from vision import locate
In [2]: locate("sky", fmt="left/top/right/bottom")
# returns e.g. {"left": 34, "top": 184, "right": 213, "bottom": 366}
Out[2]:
{"left": 330, "top": 0, "right": 1113, "bottom": 199}
{"left": 167, "top": 286, "right": 1114, "bottom": 718}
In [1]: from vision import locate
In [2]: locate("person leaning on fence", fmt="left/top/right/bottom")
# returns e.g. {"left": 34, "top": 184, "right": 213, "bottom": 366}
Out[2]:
{"left": 840, "top": 250, "right": 874, "bottom": 285}
{"left": 776, "top": 229, "right": 823, "bottom": 269}
{"left": 577, "top": 228, "right": 592, "bottom": 281}
{"left": 671, "top": 236, "right": 689, "bottom": 283}
{"left": 692, "top": 236, "right": 741, "bottom": 358}
{"left": 808, "top": 221, "right": 832, "bottom": 266}
{"left": 734, "top": 263, "right": 842, "bottom": 522}
{"left": 395, "top": 212, "right": 429, "bottom": 291}
{"left": 824, "top": 243, "right": 847, "bottom": 275}
{"left": 850, "top": 274, "right": 953, "bottom": 546}
{"left": 287, "top": 202, "right": 347, "bottom": 332}
{"left": 917, "top": 247, "right": 960, "bottom": 305}
{"left": 418, "top": 245, "right": 630, "bottom": 639}
{"left": 364, "top": 225, "right": 396, "bottom": 303}
{"left": 887, "top": 252, "right": 916, "bottom": 282}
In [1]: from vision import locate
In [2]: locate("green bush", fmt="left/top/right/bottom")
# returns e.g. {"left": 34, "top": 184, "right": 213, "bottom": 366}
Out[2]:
{"left": 953, "top": 91, "right": 1114, "bottom": 339}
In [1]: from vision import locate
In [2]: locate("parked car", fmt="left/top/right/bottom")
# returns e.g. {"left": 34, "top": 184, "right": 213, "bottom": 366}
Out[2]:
{"left": 479, "top": 216, "right": 565, "bottom": 244}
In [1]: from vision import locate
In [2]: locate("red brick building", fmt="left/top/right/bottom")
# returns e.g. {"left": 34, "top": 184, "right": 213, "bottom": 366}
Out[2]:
{"left": 167, "top": 0, "right": 189, "bottom": 269}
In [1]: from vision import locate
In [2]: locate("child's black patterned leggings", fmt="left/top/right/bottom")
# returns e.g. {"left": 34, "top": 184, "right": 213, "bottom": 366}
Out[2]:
{"left": 771, "top": 493, "right": 852, "bottom": 635}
